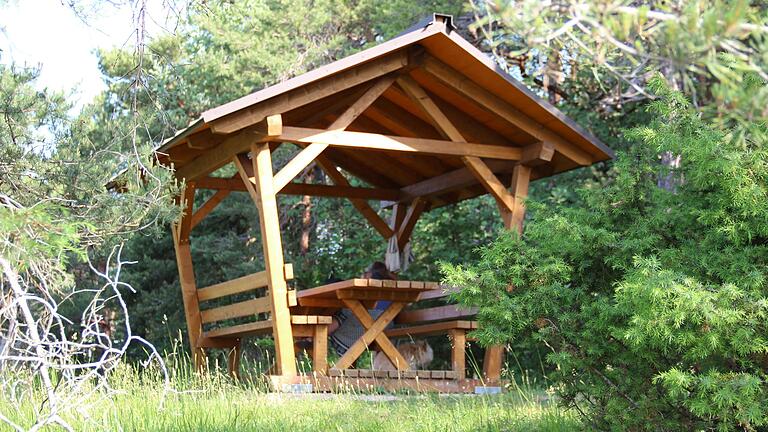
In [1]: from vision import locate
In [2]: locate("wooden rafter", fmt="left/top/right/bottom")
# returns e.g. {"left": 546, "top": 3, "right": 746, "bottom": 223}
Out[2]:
{"left": 272, "top": 74, "right": 397, "bottom": 193}
{"left": 210, "top": 51, "right": 408, "bottom": 134}
{"left": 421, "top": 55, "right": 593, "bottom": 166}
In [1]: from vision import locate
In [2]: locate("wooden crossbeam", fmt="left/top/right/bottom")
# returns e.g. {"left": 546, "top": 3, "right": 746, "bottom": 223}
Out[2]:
{"left": 421, "top": 55, "right": 593, "bottom": 166}
{"left": 272, "top": 75, "right": 396, "bottom": 193}
{"left": 209, "top": 51, "right": 408, "bottom": 134}
{"left": 190, "top": 189, "right": 230, "bottom": 229}
{"left": 197, "top": 176, "right": 401, "bottom": 201}
{"left": 269, "top": 126, "right": 522, "bottom": 160}
{"left": 176, "top": 115, "right": 282, "bottom": 181}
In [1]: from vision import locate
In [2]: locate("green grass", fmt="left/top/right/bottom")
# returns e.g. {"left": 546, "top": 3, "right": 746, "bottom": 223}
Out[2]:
{"left": 2, "top": 361, "right": 579, "bottom": 431}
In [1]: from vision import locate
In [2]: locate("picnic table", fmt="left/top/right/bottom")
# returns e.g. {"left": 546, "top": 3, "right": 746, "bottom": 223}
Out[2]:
{"left": 295, "top": 278, "right": 438, "bottom": 371}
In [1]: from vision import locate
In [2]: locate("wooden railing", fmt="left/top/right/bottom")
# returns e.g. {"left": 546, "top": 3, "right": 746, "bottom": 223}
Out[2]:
{"left": 197, "top": 264, "right": 294, "bottom": 326}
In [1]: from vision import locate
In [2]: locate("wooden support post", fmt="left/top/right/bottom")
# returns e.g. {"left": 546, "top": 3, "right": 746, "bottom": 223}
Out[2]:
{"left": 234, "top": 145, "right": 297, "bottom": 377}
{"left": 313, "top": 324, "right": 328, "bottom": 375}
{"left": 171, "top": 184, "right": 206, "bottom": 372}
{"left": 190, "top": 189, "right": 230, "bottom": 229}
{"left": 509, "top": 164, "right": 531, "bottom": 233}
{"left": 449, "top": 329, "right": 467, "bottom": 380}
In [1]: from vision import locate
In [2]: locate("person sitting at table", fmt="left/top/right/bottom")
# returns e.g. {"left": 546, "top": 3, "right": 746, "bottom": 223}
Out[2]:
{"left": 328, "top": 261, "right": 396, "bottom": 356}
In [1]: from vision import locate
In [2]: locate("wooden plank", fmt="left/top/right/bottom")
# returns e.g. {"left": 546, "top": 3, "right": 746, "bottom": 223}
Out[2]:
{"left": 386, "top": 320, "right": 475, "bottom": 338}
{"left": 190, "top": 189, "right": 230, "bottom": 230}
{"left": 336, "top": 289, "right": 421, "bottom": 302}
{"left": 313, "top": 324, "right": 328, "bottom": 374}
{"left": 422, "top": 55, "right": 593, "bottom": 166}
{"left": 171, "top": 224, "right": 205, "bottom": 371}
{"left": 209, "top": 51, "right": 408, "bottom": 134}
{"left": 204, "top": 320, "right": 274, "bottom": 338}
{"left": 197, "top": 267, "right": 290, "bottom": 301}
{"left": 296, "top": 298, "right": 345, "bottom": 308}
{"left": 270, "top": 127, "right": 523, "bottom": 160}
{"left": 449, "top": 329, "right": 467, "bottom": 380}
{"left": 395, "top": 305, "right": 478, "bottom": 324}
{"left": 334, "top": 300, "right": 408, "bottom": 370}
{"left": 200, "top": 297, "right": 271, "bottom": 323}
{"left": 186, "top": 128, "right": 226, "bottom": 150}
{"left": 430, "top": 370, "right": 446, "bottom": 379}
{"left": 358, "top": 369, "right": 373, "bottom": 378}
{"left": 397, "top": 197, "right": 427, "bottom": 250}
{"left": 235, "top": 146, "right": 296, "bottom": 377}
{"left": 175, "top": 116, "right": 281, "bottom": 181}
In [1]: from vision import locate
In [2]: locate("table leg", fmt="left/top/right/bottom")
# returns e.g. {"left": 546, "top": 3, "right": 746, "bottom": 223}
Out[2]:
{"left": 333, "top": 300, "right": 407, "bottom": 370}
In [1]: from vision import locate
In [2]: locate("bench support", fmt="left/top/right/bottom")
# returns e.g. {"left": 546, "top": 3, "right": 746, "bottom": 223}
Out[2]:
{"left": 449, "top": 329, "right": 467, "bottom": 379}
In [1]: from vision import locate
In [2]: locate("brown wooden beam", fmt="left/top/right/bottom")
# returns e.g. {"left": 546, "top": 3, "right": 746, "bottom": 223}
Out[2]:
{"left": 269, "top": 126, "right": 522, "bottom": 160}
{"left": 175, "top": 115, "right": 282, "bottom": 181}
{"left": 196, "top": 176, "right": 401, "bottom": 201}
{"left": 209, "top": 51, "right": 408, "bottom": 134}
{"left": 315, "top": 156, "right": 395, "bottom": 239}
{"left": 272, "top": 74, "right": 397, "bottom": 193}
{"left": 234, "top": 149, "right": 297, "bottom": 376}
{"left": 421, "top": 55, "right": 593, "bottom": 166}
{"left": 397, "top": 197, "right": 427, "bottom": 250}
{"left": 190, "top": 189, "right": 230, "bottom": 230}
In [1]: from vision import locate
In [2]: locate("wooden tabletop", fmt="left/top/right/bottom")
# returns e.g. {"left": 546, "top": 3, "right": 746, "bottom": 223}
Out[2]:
{"left": 295, "top": 278, "right": 440, "bottom": 310}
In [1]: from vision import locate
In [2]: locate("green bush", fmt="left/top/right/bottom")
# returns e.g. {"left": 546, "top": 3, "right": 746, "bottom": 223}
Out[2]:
{"left": 443, "top": 80, "right": 768, "bottom": 431}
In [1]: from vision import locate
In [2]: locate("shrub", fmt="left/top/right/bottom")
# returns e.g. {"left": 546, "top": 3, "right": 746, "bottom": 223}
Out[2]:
{"left": 443, "top": 80, "right": 768, "bottom": 431}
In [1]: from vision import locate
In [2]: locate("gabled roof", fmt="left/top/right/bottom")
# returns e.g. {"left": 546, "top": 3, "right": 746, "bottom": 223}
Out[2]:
{"left": 157, "top": 13, "right": 612, "bottom": 208}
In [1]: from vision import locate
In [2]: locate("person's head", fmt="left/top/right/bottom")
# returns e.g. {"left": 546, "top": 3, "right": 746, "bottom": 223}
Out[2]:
{"left": 364, "top": 261, "right": 395, "bottom": 280}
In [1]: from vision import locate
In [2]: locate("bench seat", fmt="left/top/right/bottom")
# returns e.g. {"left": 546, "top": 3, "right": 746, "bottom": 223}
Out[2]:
{"left": 386, "top": 320, "right": 477, "bottom": 338}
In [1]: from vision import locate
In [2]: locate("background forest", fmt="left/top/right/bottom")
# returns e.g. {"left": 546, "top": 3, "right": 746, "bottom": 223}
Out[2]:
{"left": 2, "top": 1, "right": 767, "bottom": 431}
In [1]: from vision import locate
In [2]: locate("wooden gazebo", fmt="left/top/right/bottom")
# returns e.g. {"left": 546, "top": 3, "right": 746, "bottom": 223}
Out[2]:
{"left": 157, "top": 14, "right": 612, "bottom": 392}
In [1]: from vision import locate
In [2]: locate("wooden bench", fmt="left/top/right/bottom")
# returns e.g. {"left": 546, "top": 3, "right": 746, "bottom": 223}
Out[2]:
{"left": 386, "top": 286, "right": 479, "bottom": 379}
{"left": 194, "top": 263, "right": 331, "bottom": 375}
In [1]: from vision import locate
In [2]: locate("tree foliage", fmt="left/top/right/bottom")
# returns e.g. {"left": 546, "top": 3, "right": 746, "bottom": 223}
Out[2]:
{"left": 444, "top": 80, "right": 768, "bottom": 430}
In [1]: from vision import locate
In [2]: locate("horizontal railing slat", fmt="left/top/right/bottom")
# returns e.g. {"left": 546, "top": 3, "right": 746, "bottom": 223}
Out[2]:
{"left": 200, "top": 297, "right": 272, "bottom": 323}
{"left": 197, "top": 264, "right": 293, "bottom": 301}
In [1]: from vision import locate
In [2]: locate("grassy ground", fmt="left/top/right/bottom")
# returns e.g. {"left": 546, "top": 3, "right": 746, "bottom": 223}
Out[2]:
{"left": 2, "top": 362, "right": 579, "bottom": 431}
